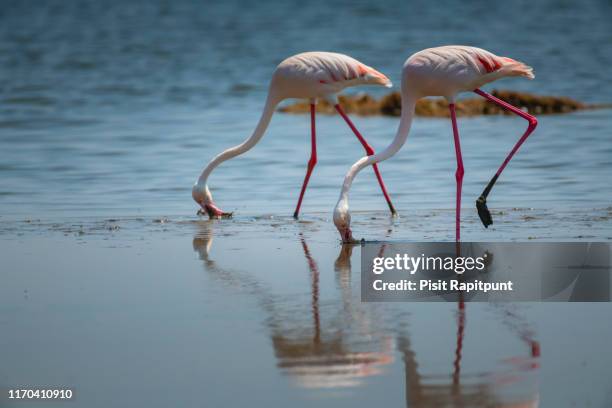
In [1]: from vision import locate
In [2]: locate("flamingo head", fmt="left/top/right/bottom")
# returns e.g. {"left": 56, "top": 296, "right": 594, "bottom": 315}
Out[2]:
{"left": 333, "top": 201, "right": 355, "bottom": 243}
{"left": 192, "top": 184, "right": 232, "bottom": 219}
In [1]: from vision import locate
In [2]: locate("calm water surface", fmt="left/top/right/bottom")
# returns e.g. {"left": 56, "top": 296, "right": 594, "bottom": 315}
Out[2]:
{"left": 2, "top": 1, "right": 612, "bottom": 407}
{"left": 2, "top": 218, "right": 612, "bottom": 407}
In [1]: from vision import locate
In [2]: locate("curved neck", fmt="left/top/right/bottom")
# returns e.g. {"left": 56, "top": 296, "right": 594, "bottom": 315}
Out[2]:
{"left": 197, "top": 92, "right": 280, "bottom": 186}
{"left": 339, "top": 92, "right": 417, "bottom": 201}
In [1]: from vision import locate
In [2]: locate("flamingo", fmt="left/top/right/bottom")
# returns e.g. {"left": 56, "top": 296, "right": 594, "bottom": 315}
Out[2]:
{"left": 333, "top": 45, "right": 538, "bottom": 243}
{"left": 193, "top": 52, "right": 397, "bottom": 219}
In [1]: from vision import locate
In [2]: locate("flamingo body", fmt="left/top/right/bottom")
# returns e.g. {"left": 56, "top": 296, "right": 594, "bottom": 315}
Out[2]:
{"left": 272, "top": 52, "right": 392, "bottom": 100}
{"left": 403, "top": 46, "right": 533, "bottom": 100}
{"left": 193, "top": 51, "right": 394, "bottom": 219}
{"left": 334, "top": 45, "right": 537, "bottom": 242}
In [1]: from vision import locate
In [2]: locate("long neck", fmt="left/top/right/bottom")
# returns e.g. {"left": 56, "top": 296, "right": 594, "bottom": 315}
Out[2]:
{"left": 339, "top": 92, "right": 417, "bottom": 202}
{"left": 196, "top": 92, "right": 280, "bottom": 187}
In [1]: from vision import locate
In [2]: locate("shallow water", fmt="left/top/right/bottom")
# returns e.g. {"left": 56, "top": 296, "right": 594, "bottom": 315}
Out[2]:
{"left": 1, "top": 0, "right": 612, "bottom": 219}
{"left": 2, "top": 1, "right": 612, "bottom": 407}
{"left": 2, "top": 217, "right": 612, "bottom": 407}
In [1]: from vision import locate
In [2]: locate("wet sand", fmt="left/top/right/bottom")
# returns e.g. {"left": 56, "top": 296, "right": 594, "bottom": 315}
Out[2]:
{"left": 4, "top": 206, "right": 611, "bottom": 242}
{"left": 2, "top": 210, "right": 612, "bottom": 407}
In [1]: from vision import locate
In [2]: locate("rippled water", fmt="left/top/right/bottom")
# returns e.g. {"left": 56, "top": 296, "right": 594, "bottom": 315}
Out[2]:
{"left": 2, "top": 1, "right": 612, "bottom": 407}
{"left": 1, "top": 0, "right": 612, "bottom": 219}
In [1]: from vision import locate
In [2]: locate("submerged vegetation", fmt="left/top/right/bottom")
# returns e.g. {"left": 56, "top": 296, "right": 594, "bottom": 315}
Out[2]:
{"left": 279, "top": 90, "right": 604, "bottom": 117}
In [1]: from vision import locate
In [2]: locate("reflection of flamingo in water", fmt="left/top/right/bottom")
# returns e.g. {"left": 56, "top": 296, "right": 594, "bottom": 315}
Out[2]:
{"left": 275, "top": 238, "right": 394, "bottom": 388}
{"left": 398, "top": 295, "right": 541, "bottom": 407}
{"left": 334, "top": 46, "right": 538, "bottom": 242}
{"left": 192, "top": 222, "right": 393, "bottom": 388}
{"left": 192, "top": 224, "right": 540, "bottom": 401}
{"left": 192, "top": 52, "right": 397, "bottom": 219}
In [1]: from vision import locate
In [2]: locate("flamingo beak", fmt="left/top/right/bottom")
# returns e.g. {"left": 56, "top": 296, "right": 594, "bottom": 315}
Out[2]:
{"left": 341, "top": 227, "right": 355, "bottom": 243}
{"left": 198, "top": 202, "right": 233, "bottom": 219}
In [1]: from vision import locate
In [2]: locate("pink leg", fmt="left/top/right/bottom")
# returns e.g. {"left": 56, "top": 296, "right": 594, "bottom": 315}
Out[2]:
{"left": 473, "top": 89, "right": 538, "bottom": 227}
{"left": 293, "top": 103, "right": 317, "bottom": 218}
{"left": 334, "top": 104, "right": 397, "bottom": 216}
{"left": 450, "top": 103, "right": 464, "bottom": 242}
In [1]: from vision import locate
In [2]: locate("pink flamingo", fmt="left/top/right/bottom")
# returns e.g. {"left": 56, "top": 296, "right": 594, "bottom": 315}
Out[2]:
{"left": 334, "top": 46, "right": 538, "bottom": 242}
{"left": 193, "top": 52, "right": 397, "bottom": 219}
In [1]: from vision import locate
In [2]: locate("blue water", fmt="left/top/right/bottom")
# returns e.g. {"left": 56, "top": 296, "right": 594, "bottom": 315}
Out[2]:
{"left": 1, "top": 0, "right": 612, "bottom": 219}
{"left": 2, "top": 2, "right": 612, "bottom": 407}
{"left": 1, "top": 218, "right": 612, "bottom": 407}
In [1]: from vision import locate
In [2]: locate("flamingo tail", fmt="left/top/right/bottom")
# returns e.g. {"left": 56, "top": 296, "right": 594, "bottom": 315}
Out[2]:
{"left": 499, "top": 58, "right": 535, "bottom": 80}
